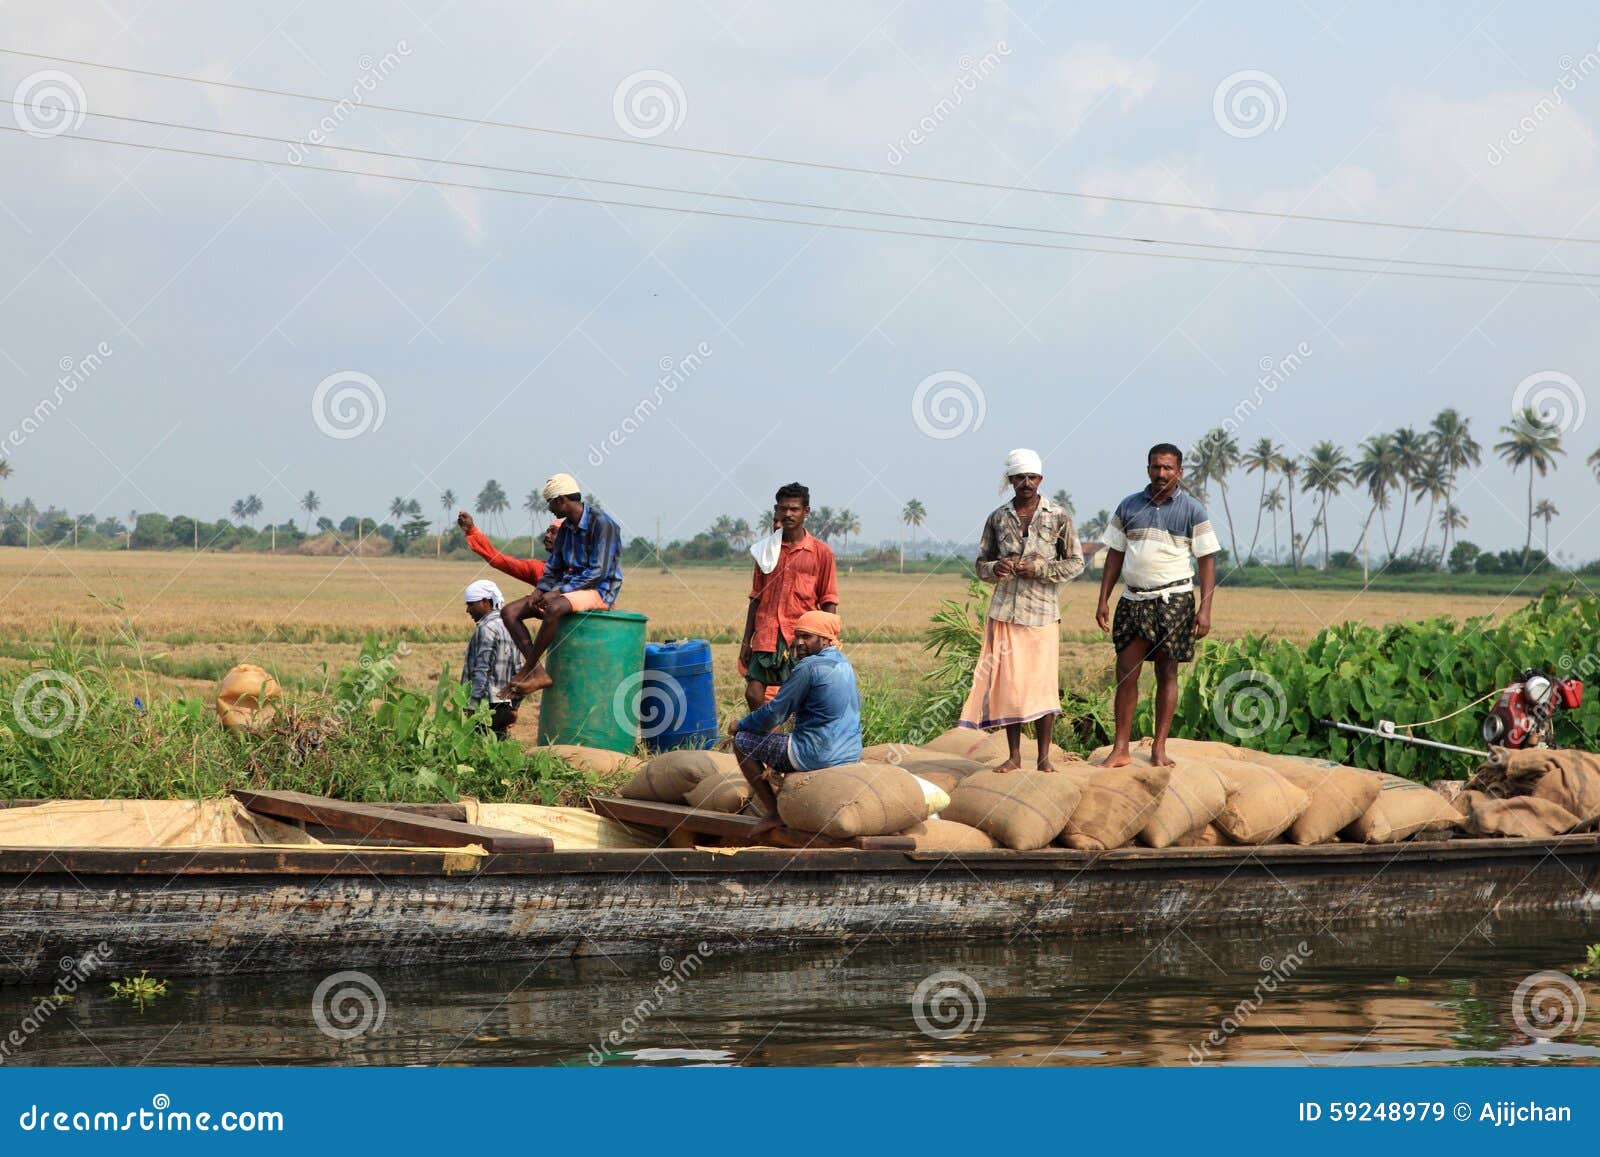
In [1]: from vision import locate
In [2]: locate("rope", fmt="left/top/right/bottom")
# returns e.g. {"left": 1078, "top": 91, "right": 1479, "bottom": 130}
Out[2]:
{"left": 1393, "top": 687, "right": 1501, "bottom": 732}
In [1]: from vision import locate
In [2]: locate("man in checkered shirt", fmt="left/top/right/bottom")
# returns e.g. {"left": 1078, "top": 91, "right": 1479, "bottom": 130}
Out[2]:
{"left": 1094, "top": 442, "right": 1220, "bottom": 767}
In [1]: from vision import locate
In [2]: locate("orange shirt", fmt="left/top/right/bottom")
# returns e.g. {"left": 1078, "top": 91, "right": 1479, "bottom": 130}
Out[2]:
{"left": 466, "top": 526, "right": 546, "bottom": 585}
{"left": 748, "top": 532, "right": 839, "bottom": 652}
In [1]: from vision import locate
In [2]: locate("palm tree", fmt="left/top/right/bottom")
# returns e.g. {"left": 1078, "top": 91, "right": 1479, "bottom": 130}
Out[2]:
{"left": 0, "top": 458, "right": 11, "bottom": 505}
{"left": 1050, "top": 489, "right": 1074, "bottom": 515}
{"left": 388, "top": 496, "right": 410, "bottom": 526}
{"left": 901, "top": 498, "right": 927, "bottom": 571}
{"left": 243, "top": 494, "right": 262, "bottom": 528}
{"left": 1080, "top": 509, "right": 1111, "bottom": 541}
{"left": 810, "top": 506, "right": 837, "bottom": 541}
{"left": 438, "top": 488, "right": 456, "bottom": 556}
{"left": 1534, "top": 498, "right": 1559, "bottom": 556}
{"left": 300, "top": 490, "right": 321, "bottom": 532}
{"left": 1439, "top": 503, "right": 1468, "bottom": 559}
{"left": 729, "top": 518, "right": 754, "bottom": 549}
{"left": 1411, "top": 458, "right": 1450, "bottom": 561}
{"left": 230, "top": 498, "right": 248, "bottom": 523}
{"left": 835, "top": 509, "right": 860, "bottom": 555}
{"left": 1430, "top": 408, "right": 1481, "bottom": 533}
{"left": 1241, "top": 437, "right": 1282, "bottom": 564}
{"left": 1195, "top": 428, "right": 1242, "bottom": 560}
{"left": 1387, "top": 426, "right": 1429, "bottom": 554}
{"left": 1302, "top": 441, "right": 1349, "bottom": 568}
{"left": 475, "top": 479, "right": 510, "bottom": 535}
{"left": 1587, "top": 446, "right": 1600, "bottom": 482}
{"left": 1352, "top": 434, "right": 1399, "bottom": 563}
{"left": 1281, "top": 458, "right": 1303, "bottom": 571}
{"left": 1495, "top": 410, "right": 1565, "bottom": 568}
{"left": 1261, "top": 486, "right": 1285, "bottom": 564}
{"left": 524, "top": 490, "right": 546, "bottom": 543}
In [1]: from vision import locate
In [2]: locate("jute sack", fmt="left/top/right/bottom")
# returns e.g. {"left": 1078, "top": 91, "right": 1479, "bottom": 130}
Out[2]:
{"left": 1213, "top": 761, "right": 1311, "bottom": 845}
{"left": 1137, "top": 761, "right": 1231, "bottom": 848}
{"left": 1468, "top": 747, "right": 1600, "bottom": 828}
{"left": 942, "top": 769, "right": 1083, "bottom": 851}
{"left": 1462, "top": 791, "right": 1582, "bottom": 838}
{"left": 545, "top": 744, "right": 644, "bottom": 776}
{"left": 920, "top": 727, "right": 993, "bottom": 759}
{"left": 926, "top": 728, "right": 1072, "bottom": 767}
{"left": 684, "top": 771, "right": 752, "bottom": 814}
{"left": 859, "top": 744, "right": 985, "bottom": 779}
{"left": 620, "top": 749, "right": 739, "bottom": 803}
{"left": 1058, "top": 764, "right": 1171, "bottom": 850}
{"left": 776, "top": 763, "right": 928, "bottom": 838}
{"left": 1089, "top": 737, "right": 1251, "bottom": 764}
{"left": 1256, "top": 760, "right": 1382, "bottom": 845}
{"left": 1172, "top": 822, "right": 1228, "bottom": 847}
{"left": 216, "top": 664, "right": 281, "bottom": 732}
{"left": 1340, "top": 773, "right": 1460, "bottom": 843}
{"left": 900, "top": 819, "right": 1000, "bottom": 851}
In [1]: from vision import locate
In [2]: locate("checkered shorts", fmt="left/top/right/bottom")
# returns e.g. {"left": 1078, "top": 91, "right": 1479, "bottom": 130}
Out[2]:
{"left": 1112, "top": 591, "right": 1197, "bottom": 662}
{"left": 733, "top": 728, "right": 796, "bottom": 772}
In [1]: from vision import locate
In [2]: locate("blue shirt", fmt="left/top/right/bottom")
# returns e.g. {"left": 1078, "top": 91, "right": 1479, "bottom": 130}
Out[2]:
{"left": 537, "top": 504, "right": 624, "bottom": 605}
{"left": 736, "top": 647, "right": 862, "bottom": 771}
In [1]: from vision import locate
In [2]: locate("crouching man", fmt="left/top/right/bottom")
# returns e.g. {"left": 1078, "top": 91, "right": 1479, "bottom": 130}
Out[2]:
{"left": 727, "top": 611, "right": 861, "bottom": 835}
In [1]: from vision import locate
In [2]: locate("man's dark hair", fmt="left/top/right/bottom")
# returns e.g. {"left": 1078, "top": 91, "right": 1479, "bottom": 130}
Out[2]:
{"left": 775, "top": 482, "right": 810, "bottom": 506}
{"left": 1147, "top": 443, "right": 1183, "bottom": 467}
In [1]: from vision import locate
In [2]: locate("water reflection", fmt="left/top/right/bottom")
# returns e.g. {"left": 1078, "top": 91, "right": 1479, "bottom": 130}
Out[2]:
{"left": 4, "top": 912, "right": 1596, "bottom": 1067}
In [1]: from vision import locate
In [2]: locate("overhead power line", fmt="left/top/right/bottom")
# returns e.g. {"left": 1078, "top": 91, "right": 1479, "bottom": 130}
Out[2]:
{"left": 4, "top": 45, "right": 1599, "bottom": 247}
{"left": 9, "top": 97, "right": 1597, "bottom": 283}
{"left": 6, "top": 121, "right": 1598, "bottom": 288}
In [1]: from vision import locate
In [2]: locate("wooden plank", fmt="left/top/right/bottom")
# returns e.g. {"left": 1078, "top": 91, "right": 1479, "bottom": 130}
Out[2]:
{"left": 233, "top": 789, "right": 552, "bottom": 854}
{"left": 590, "top": 796, "right": 914, "bottom": 850}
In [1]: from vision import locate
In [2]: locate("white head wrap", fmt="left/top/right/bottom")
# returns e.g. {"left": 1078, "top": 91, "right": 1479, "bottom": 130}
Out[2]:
{"left": 464, "top": 579, "right": 504, "bottom": 609}
{"left": 1000, "top": 448, "right": 1043, "bottom": 493}
{"left": 542, "top": 472, "right": 580, "bottom": 502}
{"left": 750, "top": 528, "right": 784, "bottom": 575}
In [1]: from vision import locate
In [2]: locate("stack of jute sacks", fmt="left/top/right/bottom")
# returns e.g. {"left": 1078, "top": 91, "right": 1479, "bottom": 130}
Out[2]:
{"left": 615, "top": 731, "right": 1600, "bottom": 851}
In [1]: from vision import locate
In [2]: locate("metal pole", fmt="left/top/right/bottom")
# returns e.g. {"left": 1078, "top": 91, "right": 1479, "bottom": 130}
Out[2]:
{"left": 1319, "top": 718, "right": 1487, "bottom": 758}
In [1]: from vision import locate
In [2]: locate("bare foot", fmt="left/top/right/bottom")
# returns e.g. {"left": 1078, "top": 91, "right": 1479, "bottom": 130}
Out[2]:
{"left": 1149, "top": 745, "right": 1176, "bottom": 767}
{"left": 992, "top": 758, "right": 1022, "bottom": 774}
{"left": 1101, "top": 748, "right": 1132, "bottom": 768}
{"left": 1036, "top": 761, "right": 1055, "bottom": 773}
{"left": 510, "top": 665, "right": 553, "bottom": 694}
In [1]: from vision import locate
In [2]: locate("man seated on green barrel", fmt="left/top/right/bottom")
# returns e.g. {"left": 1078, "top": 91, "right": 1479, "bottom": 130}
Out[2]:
{"left": 504, "top": 472, "right": 624, "bottom": 695}
{"left": 728, "top": 611, "right": 861, "bottom": 834}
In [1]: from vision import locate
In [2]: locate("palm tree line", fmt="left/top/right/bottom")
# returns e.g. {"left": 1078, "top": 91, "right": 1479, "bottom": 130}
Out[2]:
{"left": 1182, "top": 405, "right": 1575, "bottom": 570}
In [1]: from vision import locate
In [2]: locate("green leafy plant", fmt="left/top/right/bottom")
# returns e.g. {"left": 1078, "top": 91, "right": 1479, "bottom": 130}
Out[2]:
{"left": 1575, "top": 943, "right": 1600, "bottom": 980}
{"left": 110, "top": 970, "right": 168, "bottom": 1010}
{"left": 1150, "top": 584, "right": 1600, "bottom": 779}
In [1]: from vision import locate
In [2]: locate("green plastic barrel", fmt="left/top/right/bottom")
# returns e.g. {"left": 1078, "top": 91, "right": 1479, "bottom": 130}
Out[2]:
{"left": 535, "top": 609, "right": 649, "bottom": 753}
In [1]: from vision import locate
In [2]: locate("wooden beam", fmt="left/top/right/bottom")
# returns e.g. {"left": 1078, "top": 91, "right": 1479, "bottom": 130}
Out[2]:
{"left": 233, "top": 789, "right": 552, "bottom": 854}
{"left": 590, "top": 796, "right": 914, "bottom": 851}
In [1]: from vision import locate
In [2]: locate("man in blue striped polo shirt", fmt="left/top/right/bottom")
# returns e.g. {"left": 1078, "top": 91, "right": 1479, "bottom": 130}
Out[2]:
{"left": 1094, "top": 442, "right": 1220, "bottom": 767}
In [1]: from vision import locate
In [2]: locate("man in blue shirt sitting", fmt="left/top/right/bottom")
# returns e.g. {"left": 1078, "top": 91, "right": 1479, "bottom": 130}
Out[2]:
{"left": 728, "top": 610, "right": 862, "bottom": 834}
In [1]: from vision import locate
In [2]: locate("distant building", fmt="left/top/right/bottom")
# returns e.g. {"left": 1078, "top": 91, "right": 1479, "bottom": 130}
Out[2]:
{"left": 1083, "top": 541, "right": 1106, "bottom": 571}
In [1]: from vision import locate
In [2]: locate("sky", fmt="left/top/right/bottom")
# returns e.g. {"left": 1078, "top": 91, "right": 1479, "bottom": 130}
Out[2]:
{"left": 3, "top": 1, "right": 1600, "bottom": 560}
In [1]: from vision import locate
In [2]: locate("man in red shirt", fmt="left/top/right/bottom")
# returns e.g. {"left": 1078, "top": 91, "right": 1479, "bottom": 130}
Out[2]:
{"left": 457, "top": 510, "right": 560, "bottom": 585}
{"left": 739, "top": 482, "right": 839, "bottom": 714}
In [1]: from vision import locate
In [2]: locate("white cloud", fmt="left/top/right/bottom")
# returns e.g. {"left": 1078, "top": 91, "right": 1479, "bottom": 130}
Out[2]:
{"left": 1036, "top": 45, "right": 1157, "bottom": 133}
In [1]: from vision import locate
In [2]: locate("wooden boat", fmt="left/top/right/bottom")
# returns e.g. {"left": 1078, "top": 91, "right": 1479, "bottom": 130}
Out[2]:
{"left": 2, "top": 791, "right": 1598, "bottom": 983}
